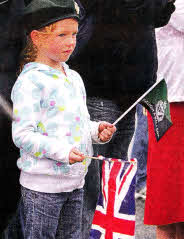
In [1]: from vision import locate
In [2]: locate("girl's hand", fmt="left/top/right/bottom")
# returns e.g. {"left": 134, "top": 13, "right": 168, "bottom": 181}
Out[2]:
{"left": 69, "top": 147, "right": 85, "bottom": 164}
{"left": 98, "top": 122, "right": 116, "bottom": 142}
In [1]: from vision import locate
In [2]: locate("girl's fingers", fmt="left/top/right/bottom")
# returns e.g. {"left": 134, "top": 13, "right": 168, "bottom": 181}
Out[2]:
{"left": 107, "top": 126, "right": 116, "bottom": 133}
{"left": 72, "top": 147, "right": 84, "bottom": 156}
{"left": 99, "top": 130, "right": 112, "bottom": 142}
{"left": 101, "top": 128, "right": 115, "bottom": 137}
{"left": 104, "top": 129, "right": 112, "bottom": 137}
{"left": 99, "top": 122, "right": 116, "bottom": 136}
{"left": 69, "top": 148, "right": 85, "bottom": 164}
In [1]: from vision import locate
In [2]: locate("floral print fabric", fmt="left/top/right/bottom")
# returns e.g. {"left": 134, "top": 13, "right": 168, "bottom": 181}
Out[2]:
{"left": 11, "top": 62, "right": 100, "bottom": 193}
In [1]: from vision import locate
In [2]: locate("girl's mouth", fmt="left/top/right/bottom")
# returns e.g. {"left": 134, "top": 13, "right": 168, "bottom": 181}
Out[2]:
{"left": 63, "top": 50, "right": 73, "bottom": 54}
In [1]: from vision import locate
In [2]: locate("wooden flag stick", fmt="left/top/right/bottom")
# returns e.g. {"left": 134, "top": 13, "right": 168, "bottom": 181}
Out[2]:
{"left": 113, "top": 79, "right": 163, "bottom": 126}
{"left": 84, "top": 155, "right": 136, "bottom": 164}
{"left": 84, "top": 155, "right": 101, "bottom": 160}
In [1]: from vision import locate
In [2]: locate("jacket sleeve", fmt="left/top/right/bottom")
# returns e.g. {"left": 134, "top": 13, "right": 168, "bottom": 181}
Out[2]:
{"left": 89, "top": 121, "right": 101, "bottom": 144}
{"left": 169, "top": 0, "right": 184, "bottom": 33}
{"left": 11, "top": 73, "right": 73, "bottom": 164}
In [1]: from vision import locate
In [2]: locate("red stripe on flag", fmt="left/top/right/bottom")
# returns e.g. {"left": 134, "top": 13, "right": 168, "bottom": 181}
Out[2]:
{"left": 102, "top": 161, "right": 107, "bottom": 203}
{"left": 92, "top": 211, "right": 135, "bottom": 236}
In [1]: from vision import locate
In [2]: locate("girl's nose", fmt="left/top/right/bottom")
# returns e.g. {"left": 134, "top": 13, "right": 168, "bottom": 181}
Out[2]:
{"left": 66, "top": 36, "right": 76, "bottom": 47}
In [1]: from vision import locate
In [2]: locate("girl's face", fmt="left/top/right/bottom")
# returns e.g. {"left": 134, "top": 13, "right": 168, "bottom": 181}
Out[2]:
{"left": 34, "top": 18, "right": 78, "bottom": 66}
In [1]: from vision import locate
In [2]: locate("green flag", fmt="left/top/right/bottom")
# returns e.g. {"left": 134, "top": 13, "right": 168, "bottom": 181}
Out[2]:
{"left": 140, "top": 79, "right": 172, "bottom": 141}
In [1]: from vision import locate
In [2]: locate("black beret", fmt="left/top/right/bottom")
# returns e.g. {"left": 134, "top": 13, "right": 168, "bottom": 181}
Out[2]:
{"left": 19, "top": 0, "right": 80, "bottom": 33}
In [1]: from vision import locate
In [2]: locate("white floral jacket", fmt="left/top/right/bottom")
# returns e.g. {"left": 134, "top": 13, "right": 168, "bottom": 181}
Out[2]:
{"left": 11, "top": 62, "right": 101, "bottom": 193}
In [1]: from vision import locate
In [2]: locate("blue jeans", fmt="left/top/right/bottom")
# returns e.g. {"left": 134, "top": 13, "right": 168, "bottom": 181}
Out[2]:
{"left": 88, "top": 97, "right": 136, "bottom": 159}
{"left": 82, "top": 97, "right": 135, "bottom": 239}
{"left": 10, "top": 186, "right": 84, "bottom": 239}
{"left": 129, "top": 104, "right": 148, "bottom": 192}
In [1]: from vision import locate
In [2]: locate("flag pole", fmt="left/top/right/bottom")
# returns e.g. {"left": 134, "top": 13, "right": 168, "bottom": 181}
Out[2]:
{"left": 84, "top": 155, "right": 136, "bottom": 164}
{"left": 113, "top": 79, "right": 163, "bottom": 126}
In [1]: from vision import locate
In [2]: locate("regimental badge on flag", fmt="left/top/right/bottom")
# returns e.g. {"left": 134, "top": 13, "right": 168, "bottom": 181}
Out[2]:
{"left": 89, "top": 158, "right": 137, "bottom": 239}
{"left": 113, "top": 79, "right": 172, "bottom": 141}
{"left": 140, "top": 79, "right": 172, "bottom": 141}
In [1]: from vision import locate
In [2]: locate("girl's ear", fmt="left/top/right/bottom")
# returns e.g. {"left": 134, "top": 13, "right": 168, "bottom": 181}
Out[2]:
{"left": 30, "top": 30, "right": 40, "bottom": 47}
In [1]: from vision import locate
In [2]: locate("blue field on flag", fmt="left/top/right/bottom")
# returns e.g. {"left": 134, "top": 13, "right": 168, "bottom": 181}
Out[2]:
{"left": 89, "top": 158, "right": 137, "bottom": 239}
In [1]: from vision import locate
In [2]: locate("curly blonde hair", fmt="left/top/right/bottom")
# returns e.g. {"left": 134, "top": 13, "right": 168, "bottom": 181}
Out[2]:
{"left": 19, "top": 23, "right": 57, "bottom": 74}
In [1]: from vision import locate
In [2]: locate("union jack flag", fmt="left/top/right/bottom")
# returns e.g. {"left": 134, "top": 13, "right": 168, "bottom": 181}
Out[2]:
{"left": 89, "top": 158, "right": 137, "bottom": 239}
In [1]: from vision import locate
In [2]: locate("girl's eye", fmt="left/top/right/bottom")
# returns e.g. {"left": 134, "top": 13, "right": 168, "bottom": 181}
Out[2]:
{"left": 59, "top": 34, "right": 65, "bottom": 37}
{"left": 58, "top": 33, "right": 77, "bottom": 37}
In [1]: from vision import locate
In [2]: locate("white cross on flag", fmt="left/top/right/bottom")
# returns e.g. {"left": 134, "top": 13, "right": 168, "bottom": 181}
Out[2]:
{"left": 89, "top": 158, "right": 137, "bottom": 239}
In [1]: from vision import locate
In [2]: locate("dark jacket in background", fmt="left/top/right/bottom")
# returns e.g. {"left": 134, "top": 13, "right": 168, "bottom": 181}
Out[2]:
{"left": 0, "top": 0, "right": 26, "bottom": 232}
{"left": 69, "top": 0, "right": 175, "bottom": 109}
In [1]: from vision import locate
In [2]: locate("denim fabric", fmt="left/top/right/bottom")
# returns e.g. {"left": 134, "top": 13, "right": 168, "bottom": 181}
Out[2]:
{"left": 82, "top": 97, "right": 136, "bottom": 239}
{"left": 13, "top": 186, "right": 84, "bottom": 239}
{"left": 129, "top": 104, "right": 148, "bottom": 192}
{"left": 88, "top": 97, "right": 136, "bottom": 159}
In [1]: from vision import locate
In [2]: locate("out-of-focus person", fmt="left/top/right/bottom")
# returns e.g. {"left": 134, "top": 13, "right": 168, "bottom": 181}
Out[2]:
{"left": 144, "top": 0, "right": 184, "bottom": 238}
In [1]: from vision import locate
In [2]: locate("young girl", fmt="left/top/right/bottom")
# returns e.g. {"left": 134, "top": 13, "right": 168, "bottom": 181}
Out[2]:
{"left": 11, "top": 0, "right": 116, "bottom": 238}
